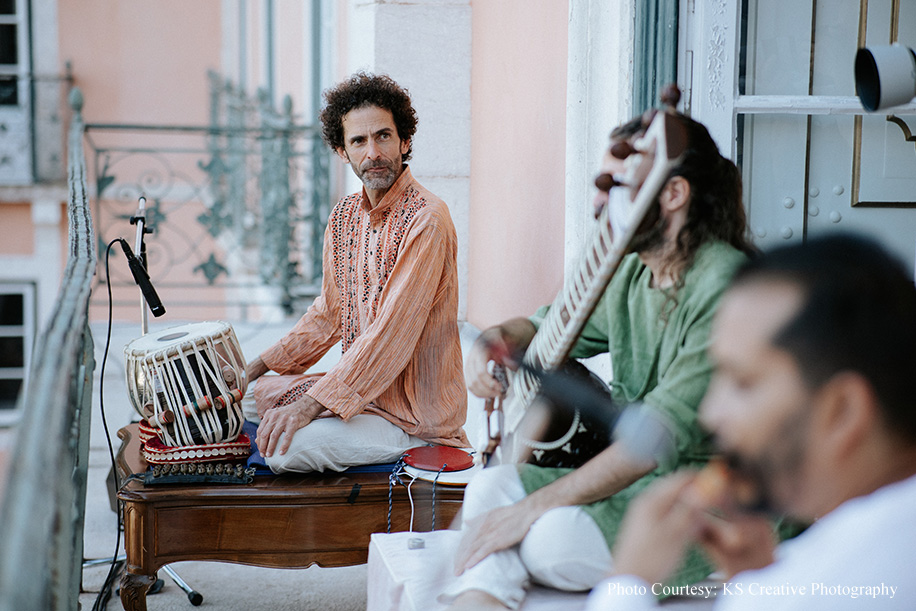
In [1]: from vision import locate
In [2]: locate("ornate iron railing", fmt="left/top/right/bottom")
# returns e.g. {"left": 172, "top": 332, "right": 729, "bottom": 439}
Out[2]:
{"left": 85, "top": 73, "right": 332, "bottom": 319}
{"left": 0, "top": 87, "right": 95, "bottom": 610}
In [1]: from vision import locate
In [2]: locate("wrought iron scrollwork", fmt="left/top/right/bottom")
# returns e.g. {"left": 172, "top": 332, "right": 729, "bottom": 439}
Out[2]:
{"left": 88, "top": 71, "right": 331, "bottom": 318}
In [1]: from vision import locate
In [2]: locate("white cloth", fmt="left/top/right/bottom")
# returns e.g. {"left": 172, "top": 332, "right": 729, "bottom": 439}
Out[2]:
{"left": 242, "top": 379, "right": 424, "bottom": 473}
{"left": 241, "top": 380, "right": 261, "bottom": 423}
{"left": 265, "top": 412, "right": 425, "bottom": 473}
{"left": 587, "top": 473, "right": 916, "bottom": 610}
{"left": 367, "top": 530, "right": 591, "bottom": 611}
{"left": 439, "top": 465, "right": 613, "bottom": 609}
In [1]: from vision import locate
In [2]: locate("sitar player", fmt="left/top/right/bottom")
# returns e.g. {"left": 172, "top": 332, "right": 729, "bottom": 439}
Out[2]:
{"left": 443, "top": 110, "right": 755, "bottom": 609}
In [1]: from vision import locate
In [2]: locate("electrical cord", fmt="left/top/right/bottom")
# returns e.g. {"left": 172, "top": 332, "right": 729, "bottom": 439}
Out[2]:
{"left": 91, "top": 239, "right": 126, "bottom": 611}
{"left": 387, "top": 453, "right": 446, "bottom": 534}
{"left": 406, "top": 471, "right": 417, "bottom": 532}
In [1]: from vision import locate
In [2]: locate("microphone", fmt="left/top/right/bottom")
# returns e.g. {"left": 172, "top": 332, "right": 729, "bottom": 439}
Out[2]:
{"left": 118, "top": 239, "right": 166, "bottom": 317}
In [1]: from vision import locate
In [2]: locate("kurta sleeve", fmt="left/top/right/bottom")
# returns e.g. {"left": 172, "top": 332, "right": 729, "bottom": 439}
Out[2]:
{"left": 306, "top": 218, "right": 448, "bottom": 419}
{"left": 259, "top": 221, "right": 342, "bottom": 375}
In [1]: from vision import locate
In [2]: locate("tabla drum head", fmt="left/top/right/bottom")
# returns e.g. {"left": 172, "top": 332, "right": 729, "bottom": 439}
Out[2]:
{"left": 125, "top": 321, "right": 230, "bottom": 357}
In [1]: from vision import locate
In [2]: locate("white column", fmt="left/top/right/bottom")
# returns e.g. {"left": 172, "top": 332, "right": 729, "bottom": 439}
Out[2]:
{"left": 343, "top": 0, "right": 472, "bottom": 320}
{"left": 564, "top": 0, "right": 634, "bottom": 382}
{"left": 564, "top": 0, "right": 634, "bottom": 281}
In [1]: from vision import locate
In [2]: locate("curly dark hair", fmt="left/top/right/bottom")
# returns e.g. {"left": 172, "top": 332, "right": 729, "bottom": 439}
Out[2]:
{"left": 318, "top": 72, "right": 418, "bottom": 162}
{"left": 610, "top": 111, "right": 755, "bottom": 318}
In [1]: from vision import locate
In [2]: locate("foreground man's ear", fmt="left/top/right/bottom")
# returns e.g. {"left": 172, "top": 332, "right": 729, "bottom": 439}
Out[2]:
{"left": 814, "top": 371, "right": 877, "bottom": 460}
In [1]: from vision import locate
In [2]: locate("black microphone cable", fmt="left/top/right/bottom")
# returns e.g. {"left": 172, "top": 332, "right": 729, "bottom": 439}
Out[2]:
{"left": 91, "top": 233, "right": 170, "bottom": 608}
{"left": 91, "top": 239, "right": 127, "bottom": 611}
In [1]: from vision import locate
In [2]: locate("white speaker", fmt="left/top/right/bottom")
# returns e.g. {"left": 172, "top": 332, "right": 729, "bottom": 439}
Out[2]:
{"left": 855, "top": 44, "right": 916, "bottom": 112}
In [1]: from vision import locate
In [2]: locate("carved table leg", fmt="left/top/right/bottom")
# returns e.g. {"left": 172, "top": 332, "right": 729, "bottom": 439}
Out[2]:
{"left": 119, "top": 571, "right": 157, "bottom": 611}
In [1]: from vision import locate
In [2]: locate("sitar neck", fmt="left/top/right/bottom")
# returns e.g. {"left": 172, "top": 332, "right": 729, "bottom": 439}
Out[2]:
{"left": 510, "top": 197, "right": 628, "bottom": 418}
{"left": 504, "top": 110, "right": 686, "bottom": 434}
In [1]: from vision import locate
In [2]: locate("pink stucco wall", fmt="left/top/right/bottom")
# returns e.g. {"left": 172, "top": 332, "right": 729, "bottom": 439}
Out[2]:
{"left": 58, "top": 2, "right": 229, "bottom": 322}
{"left": 0, "top": 204, "right": 33, "bottom": 255}
{"left": 467, "top": 0, "right": 569, "bottom": 329}
{"left": 58, "top": 1, "right": 221, "bottom": 125}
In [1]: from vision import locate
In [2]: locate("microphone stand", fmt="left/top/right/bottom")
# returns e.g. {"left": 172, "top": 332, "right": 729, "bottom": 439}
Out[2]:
{"left": 130, "top": 196, "right": 153, "bottom": 335}
{"left": 87, "top": 196, "right": 195, "bottom": 606}
{"left": 87, "top": 196, "right": 163, "bottom": 608}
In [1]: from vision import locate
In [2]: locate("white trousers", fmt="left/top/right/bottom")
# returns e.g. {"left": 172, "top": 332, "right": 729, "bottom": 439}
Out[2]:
{"left": 242, "top": 380, "right": 423, "bottom": 473}
{"left": 440, "top": 464, "right": 613, "bottom": 609}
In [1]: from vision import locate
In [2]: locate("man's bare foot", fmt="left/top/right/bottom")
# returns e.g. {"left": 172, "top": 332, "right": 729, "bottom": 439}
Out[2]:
{"left": 447, "top": 589, "right": 511, "bottom": 610}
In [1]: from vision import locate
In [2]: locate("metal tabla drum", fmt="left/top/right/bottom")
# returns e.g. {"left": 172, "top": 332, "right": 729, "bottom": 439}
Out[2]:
{"left": 125, "top": 321, "right": 250, "bottom": 464}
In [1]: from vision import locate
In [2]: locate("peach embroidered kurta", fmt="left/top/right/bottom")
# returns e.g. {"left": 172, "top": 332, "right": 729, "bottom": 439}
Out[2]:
{"left": 255, "top": 167, "right": 469, "bottom": 447}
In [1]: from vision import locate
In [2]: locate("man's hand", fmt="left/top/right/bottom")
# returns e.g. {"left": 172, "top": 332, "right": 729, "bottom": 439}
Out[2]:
{"left": 465, "top": 318, "right": 536, "bottom": 398}
{"left": 256, "top": 394, "right": 325, "bottom": 458}
{"left": 612, "top": 471, "right": 778, "bottom": 586}
{"left": 612, "top": 472, "right": 705, "bottom": 585}
{"left": 696, "top": 510, "right": 776, "bottom": 580}
{"left": 454, "top": 499, "right": 543, "bottom": 575}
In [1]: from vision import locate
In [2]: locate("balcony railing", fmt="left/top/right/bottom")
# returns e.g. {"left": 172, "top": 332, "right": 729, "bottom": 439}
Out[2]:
{"left": 0, "top": 87, "right": 95, "bottom": 610}
{"left": 86, "top": 73, "right": 332, "bottom": 320}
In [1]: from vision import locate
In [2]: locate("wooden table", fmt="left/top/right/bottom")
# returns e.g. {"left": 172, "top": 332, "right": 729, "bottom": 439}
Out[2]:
{"left": 116, "top": 424, "right": 464, "bottom": 611}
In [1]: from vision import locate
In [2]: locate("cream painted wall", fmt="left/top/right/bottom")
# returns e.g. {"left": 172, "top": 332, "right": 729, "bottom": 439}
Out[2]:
{"left": 336, "top": 0, "right": 472, "bottom": 319}
{"left": 467, "top": 0, "right": 570, "bottom": 329}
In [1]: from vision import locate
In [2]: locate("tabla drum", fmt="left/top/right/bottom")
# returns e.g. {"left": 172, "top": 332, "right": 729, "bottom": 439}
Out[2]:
{"left": 125, "top": 321, "right": 248, "bottom": 454}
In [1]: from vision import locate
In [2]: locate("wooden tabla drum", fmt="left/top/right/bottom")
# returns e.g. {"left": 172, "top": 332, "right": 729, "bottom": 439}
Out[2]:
{"left": 125, "top": 321, "right": 250, "bottom": 464}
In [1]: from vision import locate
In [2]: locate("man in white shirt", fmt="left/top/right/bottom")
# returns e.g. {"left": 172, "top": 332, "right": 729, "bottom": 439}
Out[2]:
{"left": 588, "top": 233, "right": 916, "bottom": 610}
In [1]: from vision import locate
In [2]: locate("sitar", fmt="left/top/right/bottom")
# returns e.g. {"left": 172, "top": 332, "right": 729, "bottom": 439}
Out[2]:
{"left": 485, "top": 102, "right": 688, "bottom": 466}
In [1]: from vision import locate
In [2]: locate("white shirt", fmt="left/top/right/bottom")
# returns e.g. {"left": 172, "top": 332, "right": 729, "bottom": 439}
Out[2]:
{"left": 587, "top": 473, "right": 916, "bottom": 610}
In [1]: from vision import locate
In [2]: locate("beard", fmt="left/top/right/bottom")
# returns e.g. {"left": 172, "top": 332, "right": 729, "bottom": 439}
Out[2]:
{"left": 355, "top": 159, "right": 401, "bottom": 191}
{"left": 629, "top": 202, "right": 670, "bottom": 255}
{"left": 712, "top": 404, "right": 812, "bottom": 516}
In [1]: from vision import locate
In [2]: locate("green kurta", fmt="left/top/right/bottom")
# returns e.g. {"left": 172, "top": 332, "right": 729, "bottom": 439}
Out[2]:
{"left": 521, "top": 240, "right": 747, "bottom": 587}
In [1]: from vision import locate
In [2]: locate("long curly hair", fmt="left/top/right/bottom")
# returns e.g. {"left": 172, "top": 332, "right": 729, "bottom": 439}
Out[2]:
{"left": 666, "top": 113, "right": 755, "bottom": 281}
{"left": 318, "top": 72, "right": 419, "bottom": 161}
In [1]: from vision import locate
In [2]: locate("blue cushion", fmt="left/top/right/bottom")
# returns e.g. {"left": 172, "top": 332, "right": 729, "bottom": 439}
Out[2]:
{"left": 243, "top": 420, "right": 398, "bottom": 475}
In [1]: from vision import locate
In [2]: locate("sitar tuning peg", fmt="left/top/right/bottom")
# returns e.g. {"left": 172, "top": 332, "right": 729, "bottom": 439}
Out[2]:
{"left": 660, "top": 84, "right": 681, "bottom": 110}
{"left": 594, "top": 172, "right": 619, "bottom": 192}
{"left": 610, "top": 140, "right": 635, "bottom": 160}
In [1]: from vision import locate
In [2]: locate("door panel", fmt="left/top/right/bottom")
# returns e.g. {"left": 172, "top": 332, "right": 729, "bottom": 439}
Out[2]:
{"left": 736, "top": 0, "right": 916, "bottom": 275}
{"left": 742, "top": 0, "right": 813, "bottom": 96}
{"left": 742, "top": 114, "right": 807, "bottom": 249}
